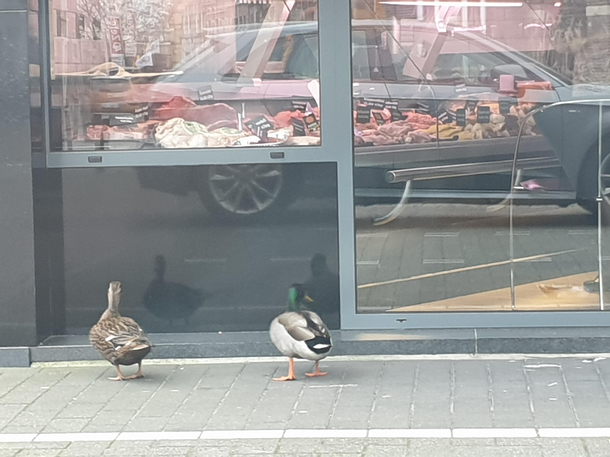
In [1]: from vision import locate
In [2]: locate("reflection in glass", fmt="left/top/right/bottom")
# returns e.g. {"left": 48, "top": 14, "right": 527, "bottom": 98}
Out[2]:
{"left": 55, "top": 163, "right": 339, "bottom": 333}
{"left": 352, "top": 0, "right": 610, "bottom": 314}
{"left": 142, "top": 255, "right": 211, "bottom": 326}
{"left": 49, "top": 0, "right": 321, "bottom": 151}
{"left": 302, "top": 253, "right": 340, "bottom": 328}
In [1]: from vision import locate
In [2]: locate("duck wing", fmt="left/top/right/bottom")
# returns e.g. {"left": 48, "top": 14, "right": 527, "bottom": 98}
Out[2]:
{"left": 277, "top": 312, "right": 316, "bottom": 341}
{"left": 90, "top": 317, "right": 151, "bottom": 365}
{"left": 277, "top": 311, "right": 332, "bottom": 356}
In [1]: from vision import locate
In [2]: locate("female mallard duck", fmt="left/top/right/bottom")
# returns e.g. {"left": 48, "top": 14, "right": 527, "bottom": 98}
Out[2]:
{"left": 90, "top": 281, "right": 152, "bottom": 381}
{"left": 269, "top": 283, "right": 333, "bottom": 381}
{"left": 143, "top": 255, "right": 209, "bottom": 325}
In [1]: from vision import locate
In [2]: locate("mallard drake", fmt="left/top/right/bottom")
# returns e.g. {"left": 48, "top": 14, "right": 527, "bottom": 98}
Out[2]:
{"left": 90, "top": 281, "right": 152, "bottom": 381}
{"left": 143, "top": 255, "right": 209, "bottom": 325}
{"left": 269, "top": 283, "right": 333, "bottom": 381}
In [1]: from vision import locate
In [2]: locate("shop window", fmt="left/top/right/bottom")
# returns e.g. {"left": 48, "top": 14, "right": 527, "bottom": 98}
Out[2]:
{"left": 48, "top": 0, "right": 321, "bottom": 152}
{"left": 351, "top": 0, "right": 610, "bottom": 315}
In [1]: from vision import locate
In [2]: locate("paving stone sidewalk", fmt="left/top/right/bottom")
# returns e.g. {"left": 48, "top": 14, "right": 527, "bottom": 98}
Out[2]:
{"left": 2, "top": 355, "right": 610, "bottom": 456}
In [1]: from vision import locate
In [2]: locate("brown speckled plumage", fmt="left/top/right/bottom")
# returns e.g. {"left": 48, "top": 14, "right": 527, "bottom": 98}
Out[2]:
{"left": 90, "top": 281, "right": 151, "bottom": 381}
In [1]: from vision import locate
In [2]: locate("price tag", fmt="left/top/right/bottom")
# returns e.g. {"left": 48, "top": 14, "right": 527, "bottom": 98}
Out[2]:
{"left": 356, "top": 105, "right": 371, "bottom": 124}
{"left": 466, "top": 99, "right": 478, "bottom": 113}
{"left": 500, "top": 97, "right": 516, "bottom": 115}
{"left": 456, "top": 108, "right": 466, "bottom": 127}
{"left": 372, "top": 111, "right": 386, "bottom": 125}
{"left": 292, "top": 100, "right": 309, "bottom": 112}
{"left": 385, "top": 101, "right": 404, "bottom": 122}
{"left": 417, "top": 101, "right": 431, "bottom": 114}
{"left": 245, "top": 116, "right": 274, "bottom": 138}
{"left": 303, "top": 113, "right": 320, "bottom": 132}
{"left": 292, "top": 118, "right": 306, "bottom": 136}
{"left": 198, "top": 86, "right": 214, "bottom": 101}
{"left": 94, "top": 113, "right": 137, "bottom": 126}
{"left": 134, "top": 105, "right": 149, "bottom": 122}
{"left": 437, "top": 109, "right": 452, "bottom": 125}
{"left": 477, "top": 106, "right": 491, "bottom": 124}
{"left": 363, "top": 98, "right": 386, "bottom": 110}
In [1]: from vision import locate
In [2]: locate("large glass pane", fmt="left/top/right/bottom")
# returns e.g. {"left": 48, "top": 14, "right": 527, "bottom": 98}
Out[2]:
{"left": 49, "top": 0, "right": 321, "bottom": 151}
{"left": 43, "top": 163, "right": 339, "bottom": 333}
{"left": 352, "top": 0, "right": 610, "bottom": 313}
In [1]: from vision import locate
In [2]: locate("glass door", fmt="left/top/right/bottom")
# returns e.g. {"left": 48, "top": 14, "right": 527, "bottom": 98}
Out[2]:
{"left": 345, "top": 0, "right": 610, "bottom": 328}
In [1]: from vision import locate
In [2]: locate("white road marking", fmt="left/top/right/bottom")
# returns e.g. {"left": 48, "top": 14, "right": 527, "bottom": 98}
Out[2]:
{"left": 8, "top": 428, "right": 610, "bottom": 442}
{"left": 369, "top": 429, "right": 451, "bottom": 438}
{"left": 538, "top": 428, "right": 610, "bottom": 438}
{"left": 452, "top": 428, "right": 537, "bottom": 438}
{"left": 269, "top": 257, "right": 311, "bottom": 262}
{"left": 0, "top": 434, "right": 36, "bottom": 443}
{"left": 423, "top": 259, "right": 465, "bottom": 264}
{"left": 284, "top": 429, "right": 367, "bottom": 438}
{"left": 424, "top": 232, "right": 459, "bottom": 237}
{"left": 184, "top": 258, "right": 227, "bottom": 264}
{"left": 6, "top": 428, "right": 610, "bottom": 443}
{"left": 200, "top": 430, "right": 282, "bottom": 439}
{"left": 116, "top": 431, "right": 200, "bottom": 441}
{"left": 31, "top": 353, "right": 610, "bottom": 368}
{"left": 357, "top": 232, "right": 388, "bottom": 238}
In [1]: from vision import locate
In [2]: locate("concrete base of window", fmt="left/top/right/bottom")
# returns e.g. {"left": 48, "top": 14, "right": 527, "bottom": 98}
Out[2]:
{"left": 2, "top": 328, "right": 610, "bottom": 367}
{"left": 0, "top": 347, "right": 31, "bottom": 367}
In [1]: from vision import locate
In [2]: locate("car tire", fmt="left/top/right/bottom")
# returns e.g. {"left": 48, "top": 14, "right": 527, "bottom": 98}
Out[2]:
{"left": 197, "top": 163, "right": 301, "bottom": 222}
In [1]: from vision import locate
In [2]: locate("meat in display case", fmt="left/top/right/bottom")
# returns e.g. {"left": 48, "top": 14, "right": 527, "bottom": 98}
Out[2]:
{"left": 53, "top": 65, "right": 322, "bottom": 151}
{"left": 48, "top": 0, "right": 322, "bottom": 151}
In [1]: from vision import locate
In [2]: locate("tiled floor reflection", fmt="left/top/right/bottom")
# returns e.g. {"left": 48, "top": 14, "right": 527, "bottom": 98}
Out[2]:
{"left": 356, "top": 203, "right": 600, "bottom": 313}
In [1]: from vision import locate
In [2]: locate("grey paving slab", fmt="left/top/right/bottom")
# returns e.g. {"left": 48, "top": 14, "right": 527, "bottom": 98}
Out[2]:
{"left": 487, "top": 360, "right": 535, "bottom": 428}
{"left": 364, "top": 444, "right": 408, "bottom": 457}
{"left": 560, "top": 359, "right": 610, "bottom": 427}
{"left": 368, "top": 361, "right": 417, "bottom": 429}
{"left": 410, "top": 361, "right": 452, "bottom": 429}
{"left": 187, "top": 448, "right": 231, "bottom": 457}
{"left": 8, "top": 356, "right": 610, "bottom": 457}
{"left": 584, "top": 438, "right": 610, "bottom": 457}
{"left": 41, "top": 418, "right": 90, "bottom": 433}
{"left": 101, "top": 441, "right": 153, "bottom": 456}
{"left": 523, "top": 360, "right": 579, "bottom": 428}
{"left": 244, "top": 381, "right": 302, "bottom": 429}
{"left": 58, "top": 441, "right": 110, "bottom": 456}
{"left": 164, "top": 388, "right": 226, "bottom": 431}
{"left": 326, "top": 362, "right": 381, "bottom": 429}
{"left": 539, "top": 438, "right": 588, "bottom": 457}
{"left": 0, "top": 450, "right": 18, "bottom": 457}
{"left": 82, "top": 409, "right": 138, "bottom": 432}
{"left": 285, "top": 384, "right": 338, "bottom": 429}
{"left": 452, "top": 361, "right": 493, "bottom": 428}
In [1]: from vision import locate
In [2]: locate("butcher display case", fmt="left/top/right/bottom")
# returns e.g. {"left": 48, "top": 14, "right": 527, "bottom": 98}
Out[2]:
{"left": 48, "top": 0, "right": 322, "bottom": 152}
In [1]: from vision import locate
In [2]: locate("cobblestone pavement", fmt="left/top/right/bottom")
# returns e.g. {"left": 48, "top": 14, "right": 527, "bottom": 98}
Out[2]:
{"left": 3, "top": 355, "right": 610, "bottom": 455}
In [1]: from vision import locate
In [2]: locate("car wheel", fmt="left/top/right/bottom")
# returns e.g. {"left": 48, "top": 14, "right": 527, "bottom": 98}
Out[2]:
{"left": 198, "top": 164, "right": 298, "bottom": 221}
{"left": 576, "top": 137, "right": 610, "bottom": 216}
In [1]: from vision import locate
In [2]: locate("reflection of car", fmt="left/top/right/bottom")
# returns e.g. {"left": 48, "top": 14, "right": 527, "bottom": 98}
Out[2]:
{"left": 533, "top": 91, "right": 610, "bottom": 213}
{"left": 135, "top": 20, "right": 610, "bottom": 220}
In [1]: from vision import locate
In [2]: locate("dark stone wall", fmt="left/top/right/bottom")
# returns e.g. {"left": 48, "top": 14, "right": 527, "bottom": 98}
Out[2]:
{"left": 0, "top": 0, "right": 38, "bottom": 346}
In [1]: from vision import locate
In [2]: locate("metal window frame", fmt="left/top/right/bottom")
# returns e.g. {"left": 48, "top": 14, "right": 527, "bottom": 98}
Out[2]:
{"left": 36, "top": 0, "right": 610, "bottom": 330}
{"left": 40, "top": 0, "right": 351, "bottom": 169}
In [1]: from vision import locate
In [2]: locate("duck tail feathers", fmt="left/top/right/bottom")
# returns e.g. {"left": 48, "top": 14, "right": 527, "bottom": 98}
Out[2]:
{"left": 305, "top": 335, "right": 332, "bottom": 355}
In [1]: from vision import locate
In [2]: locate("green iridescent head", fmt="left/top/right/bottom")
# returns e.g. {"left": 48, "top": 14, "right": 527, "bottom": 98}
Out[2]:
{"left": 287, "top": 283, "right": 313, "bottom": 312}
